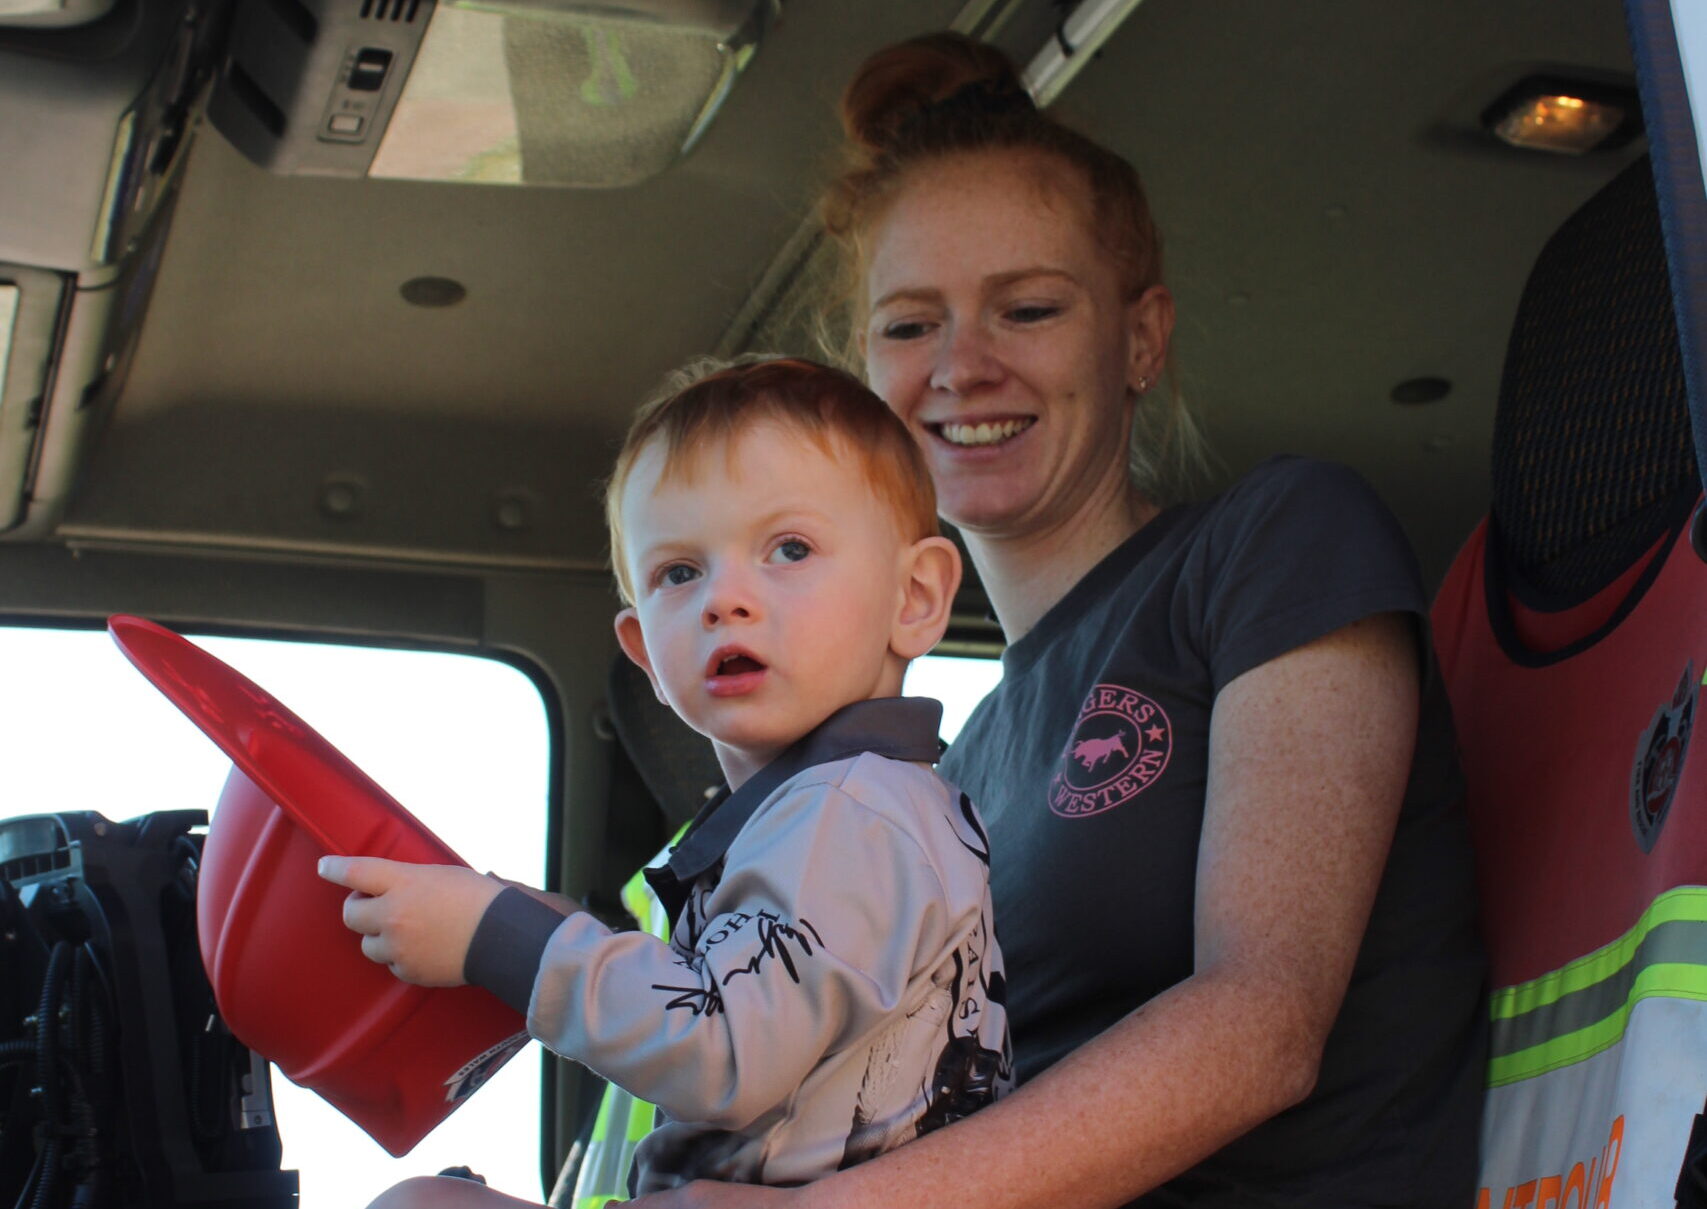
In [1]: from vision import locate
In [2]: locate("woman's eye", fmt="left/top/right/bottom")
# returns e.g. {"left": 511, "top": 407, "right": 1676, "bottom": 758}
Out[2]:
{"left": 768, "top": 539, "right": 811, "bottom": 565}
{"left": 1006, "top": 304, "right": 1061, "bottom": 324}
{"left": 660, "top": 564, "right": 699, "bottom": 587}
{"left": 880, "top": 319, "right": 932, "bottom": 341}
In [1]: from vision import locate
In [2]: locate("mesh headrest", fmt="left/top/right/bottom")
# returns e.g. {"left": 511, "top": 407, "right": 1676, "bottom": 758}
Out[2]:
{"left": 1492, "top": 156, "right": 1697, "bottom": 598}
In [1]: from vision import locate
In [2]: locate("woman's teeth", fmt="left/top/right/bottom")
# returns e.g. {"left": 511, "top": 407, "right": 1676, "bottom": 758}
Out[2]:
{"left": 939, "top": 418, "right": 1034, "bottom": 447}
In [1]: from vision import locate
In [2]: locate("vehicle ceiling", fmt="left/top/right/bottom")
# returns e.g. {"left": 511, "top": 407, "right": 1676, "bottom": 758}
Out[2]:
{"left": 59, "top": 0, "right": 1640, "bottom": 607}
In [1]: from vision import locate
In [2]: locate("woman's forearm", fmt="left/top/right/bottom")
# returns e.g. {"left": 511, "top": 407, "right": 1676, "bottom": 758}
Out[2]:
{"left": 793, "top": 962, "right": 1320, "bottom": 1209}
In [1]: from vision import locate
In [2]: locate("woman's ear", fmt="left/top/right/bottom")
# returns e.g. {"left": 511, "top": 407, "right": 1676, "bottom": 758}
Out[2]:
{"left": 1125, "top": 283, "right": 1176, "bottom": 396}
{"left": 614, "top": 608, "right": 668, "bottom": 704}
{"left": 891, "top": 536, "right": 963, "bottom": 660}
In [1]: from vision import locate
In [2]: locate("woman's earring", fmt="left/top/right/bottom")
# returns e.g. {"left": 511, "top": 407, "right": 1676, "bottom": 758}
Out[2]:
{"left": 1136, "top": 375, "right": 1151, "bottom": 394}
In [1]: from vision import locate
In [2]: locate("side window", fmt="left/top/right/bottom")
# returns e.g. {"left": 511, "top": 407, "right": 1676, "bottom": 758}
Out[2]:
{"left": 0, "top": 628, "right": 551, "bottom": 1205}
{"left": 904, "top": 653, "right": 1003, "bottom": 743}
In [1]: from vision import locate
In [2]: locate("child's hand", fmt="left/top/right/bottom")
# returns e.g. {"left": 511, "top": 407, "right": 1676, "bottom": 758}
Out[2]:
{"left": 317, "top": 857, "right": 504, "bottom": 987}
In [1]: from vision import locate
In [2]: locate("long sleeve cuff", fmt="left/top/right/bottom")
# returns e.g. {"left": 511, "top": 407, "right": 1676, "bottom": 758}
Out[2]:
{"left": 463, "top": 887, "right": 570, "bottom": 1014}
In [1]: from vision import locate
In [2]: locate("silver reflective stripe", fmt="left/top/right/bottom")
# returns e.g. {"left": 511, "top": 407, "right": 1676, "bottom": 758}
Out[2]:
{"left": 572, "top": 1095, "right": 644, "bottom": 1209}
{"left": 1490, "top": 917, "right": 1707, "bottom": 1059}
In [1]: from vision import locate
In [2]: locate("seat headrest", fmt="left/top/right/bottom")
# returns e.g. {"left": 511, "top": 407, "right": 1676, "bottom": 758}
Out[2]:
{"left": 1493, "top": 155, "right": 1697, "bottom": 598}
{"left": 606, "top": 654, "right": 722, "bottom": 830}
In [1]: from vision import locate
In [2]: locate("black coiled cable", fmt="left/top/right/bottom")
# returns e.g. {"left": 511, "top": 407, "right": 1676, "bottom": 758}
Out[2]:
{"left": 23, "top": 943, "right": 72, "bottom": 1209}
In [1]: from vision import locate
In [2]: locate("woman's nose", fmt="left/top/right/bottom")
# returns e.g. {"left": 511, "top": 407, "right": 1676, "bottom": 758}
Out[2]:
{"left": 929, "top": 323, "right": 1003, "bottom": 396}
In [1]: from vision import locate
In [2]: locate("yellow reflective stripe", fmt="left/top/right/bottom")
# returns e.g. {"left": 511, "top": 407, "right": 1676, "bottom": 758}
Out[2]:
{"left": 1489, "top": 886, "right": 1707, "bottom": 1020}
{"left": 1485, "top": 885, "right": 1707, "bottom": 1088}
{"left": 1488, "top": 962, "right": 1707, "bottom": 1087}
{"left": 624, "top": 1094, "right": 654, "bottom": 1143}
{"left": 573, "top": 1197, "right": 623, "bottom": 1209}
{"left": 590, "top": 1083, "right": 617, "bottom": 1137}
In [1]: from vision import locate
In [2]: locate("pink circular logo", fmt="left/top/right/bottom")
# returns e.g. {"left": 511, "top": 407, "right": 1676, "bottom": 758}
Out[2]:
{"left": 1048, "top": 683, "right": 1173, "bottom": 818}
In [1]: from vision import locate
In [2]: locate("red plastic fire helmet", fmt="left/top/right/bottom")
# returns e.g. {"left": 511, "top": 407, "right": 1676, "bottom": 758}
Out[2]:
{"left": 108, "top": 615, "right": 530, "bottom": 1157}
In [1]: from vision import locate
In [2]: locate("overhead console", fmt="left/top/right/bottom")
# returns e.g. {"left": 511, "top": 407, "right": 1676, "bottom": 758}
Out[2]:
{"left": 0, "top": 2, "right": 229, "bottom": 538}
{"left": 208, "top": 0, "right": 779, "bottom": 189}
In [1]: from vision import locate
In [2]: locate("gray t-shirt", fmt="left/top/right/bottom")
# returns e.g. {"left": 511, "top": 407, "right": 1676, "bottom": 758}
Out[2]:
{"left": 941, "top": 456, "right": 1485, "bottom": 1208}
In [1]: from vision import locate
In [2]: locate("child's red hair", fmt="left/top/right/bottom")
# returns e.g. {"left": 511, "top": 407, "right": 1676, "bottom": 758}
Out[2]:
{"left": 607, "top": 357, "right": 938, "bottom": 604}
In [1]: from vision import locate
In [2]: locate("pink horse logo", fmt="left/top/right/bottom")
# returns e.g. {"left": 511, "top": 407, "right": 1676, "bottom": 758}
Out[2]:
{"left": 1072, "top": 732, "right": 1128, "bottom": 771}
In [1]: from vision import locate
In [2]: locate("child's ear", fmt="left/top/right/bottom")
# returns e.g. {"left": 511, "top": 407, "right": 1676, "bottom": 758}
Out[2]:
{"left": 891, "top": 536, "right": 962, "bottom": 660}
{"left": 614, "top": 608, "right": 668, "bottom": 704}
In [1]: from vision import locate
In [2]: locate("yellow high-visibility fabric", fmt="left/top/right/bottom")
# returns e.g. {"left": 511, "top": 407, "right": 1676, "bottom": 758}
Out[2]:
{"left": 570, "top": 832, "right": 683, "bottom": 1209}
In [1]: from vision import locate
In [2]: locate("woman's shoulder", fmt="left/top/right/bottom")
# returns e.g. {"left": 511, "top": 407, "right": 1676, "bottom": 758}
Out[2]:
{"left": 1192, "top": 454, "right": 1409, "bottom": 558}
{"left": 1210, "top": 453, "right": 1386, "bottom": 515}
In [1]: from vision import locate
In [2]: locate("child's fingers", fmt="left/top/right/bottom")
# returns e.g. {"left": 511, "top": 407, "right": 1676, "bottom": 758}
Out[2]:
{"left": 360, "top": 933, "right": 395, "bottom": 967}
{"left": 342, "top": 891, "right": 386, "bottom": 936}
{"left": 319, "top": 855, "right": 403, "bottom": 894}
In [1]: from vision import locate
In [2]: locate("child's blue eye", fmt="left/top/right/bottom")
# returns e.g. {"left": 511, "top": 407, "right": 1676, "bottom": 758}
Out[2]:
{"left": 661, "top": 564, "right": 699, "bottom": 587}
{"left": 769, "top": 539, "right": 811, "bottom": 564}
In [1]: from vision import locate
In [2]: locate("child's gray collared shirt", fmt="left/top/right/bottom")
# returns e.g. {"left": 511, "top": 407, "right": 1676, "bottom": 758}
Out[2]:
{"left": 467, "top": 697, "right": 1011, "bottom": 1191}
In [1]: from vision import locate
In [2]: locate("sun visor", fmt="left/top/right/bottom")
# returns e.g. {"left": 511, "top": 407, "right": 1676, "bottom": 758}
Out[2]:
{"left": 0, "top": 3, "right": 227, "bottom": 536}
{"left": 107, "top": 615, "right": 531, "bottom": 1157}
{"left": 0, "top": 1, "right": 119, "bottom": 30}
{"left": 208, "top": 0, "right": 777, "bottom": 188}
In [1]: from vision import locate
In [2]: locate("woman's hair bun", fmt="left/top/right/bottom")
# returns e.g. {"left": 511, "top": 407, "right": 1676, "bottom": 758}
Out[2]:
{"left": 839, "top": 32, "right": 1031, "bottom": 154}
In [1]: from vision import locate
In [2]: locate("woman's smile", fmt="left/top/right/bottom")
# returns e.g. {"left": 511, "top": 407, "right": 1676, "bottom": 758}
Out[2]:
{"left": 930, "top": 415, "right": 1037, "bottom": 448}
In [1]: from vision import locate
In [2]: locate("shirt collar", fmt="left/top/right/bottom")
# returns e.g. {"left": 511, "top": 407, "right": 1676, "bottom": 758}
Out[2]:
{"left": 644, "top": 696, "right": 943, "bottom": 914}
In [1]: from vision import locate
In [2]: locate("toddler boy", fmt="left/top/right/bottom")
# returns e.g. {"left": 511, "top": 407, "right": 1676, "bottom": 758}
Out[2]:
{"left": 323, "top": 357, "right": 1009, "bottom": 1199}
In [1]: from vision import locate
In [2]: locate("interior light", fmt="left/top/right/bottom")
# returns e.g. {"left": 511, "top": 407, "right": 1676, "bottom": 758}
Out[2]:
{"left": 1483, "top": 77, "right": 1641, "bottom": 156}
{"left": 368, "top": 0, "right": 777, "bottom": 188}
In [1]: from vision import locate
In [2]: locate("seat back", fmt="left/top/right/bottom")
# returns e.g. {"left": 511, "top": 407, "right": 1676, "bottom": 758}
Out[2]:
{"left": 1433, "top": 156, "right": 1707, "bottom": 1208}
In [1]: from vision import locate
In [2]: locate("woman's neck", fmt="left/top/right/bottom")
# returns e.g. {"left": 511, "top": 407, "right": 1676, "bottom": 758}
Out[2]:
{"left": 968, "top": 485, "right": 1160, "bottom": 643}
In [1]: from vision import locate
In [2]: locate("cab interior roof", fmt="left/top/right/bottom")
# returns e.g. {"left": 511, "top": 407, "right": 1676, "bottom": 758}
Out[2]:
{"left": 64, "top": 0, "right": 1640, "bottom": 591}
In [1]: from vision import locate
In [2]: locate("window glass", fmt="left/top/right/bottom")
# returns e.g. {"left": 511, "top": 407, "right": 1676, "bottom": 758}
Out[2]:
{"left": 0, "top": 627, "right": 551, "bottom": 1205}
{"left": 904, "top": 653, "right": 1003, "bottom": 744}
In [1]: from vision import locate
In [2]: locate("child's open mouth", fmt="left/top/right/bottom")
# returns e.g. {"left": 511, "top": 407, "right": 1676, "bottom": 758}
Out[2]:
{"left": 706, "top": 647, "right": 768, "bottom": 696}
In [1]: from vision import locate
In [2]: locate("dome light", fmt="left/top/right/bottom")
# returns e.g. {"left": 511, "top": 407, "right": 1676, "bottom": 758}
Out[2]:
{"left": 1483, "top": 76, "right": 1641, "bottom": 156}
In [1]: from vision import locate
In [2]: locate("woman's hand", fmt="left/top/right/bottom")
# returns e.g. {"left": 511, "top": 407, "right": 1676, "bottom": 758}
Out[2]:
{"left": 318, "top": 856, "right": 504, "bottom": 985}
{"left": 628, "top": 1182, "right": 798, "bottom": 1209}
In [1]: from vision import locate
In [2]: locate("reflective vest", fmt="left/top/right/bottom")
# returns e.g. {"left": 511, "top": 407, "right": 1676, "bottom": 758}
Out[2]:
{"left": 1434, "top": 504, "right": 1707, "bottom": 1208}
{"left": 570, "top": 836, "right": 680, "bottom": 1209}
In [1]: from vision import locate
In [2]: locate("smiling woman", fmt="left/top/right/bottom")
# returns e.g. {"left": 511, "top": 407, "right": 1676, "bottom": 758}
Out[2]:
{"left": 616, "top": 32, "right": 1487, "bottom": 1209}
{"left": 862, "top": 157, "right": 1172, "bottom": 615}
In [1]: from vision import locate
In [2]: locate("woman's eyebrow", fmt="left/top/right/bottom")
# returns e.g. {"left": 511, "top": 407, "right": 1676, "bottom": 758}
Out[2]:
{"left": 870, "top": 266, "right": 1080, "bottom": 312}
{"left": 869, "top": 284, "right": 941, "bottom": 312}
{"left": 985, "top": 266, "right": 1079, "bottom": 291}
